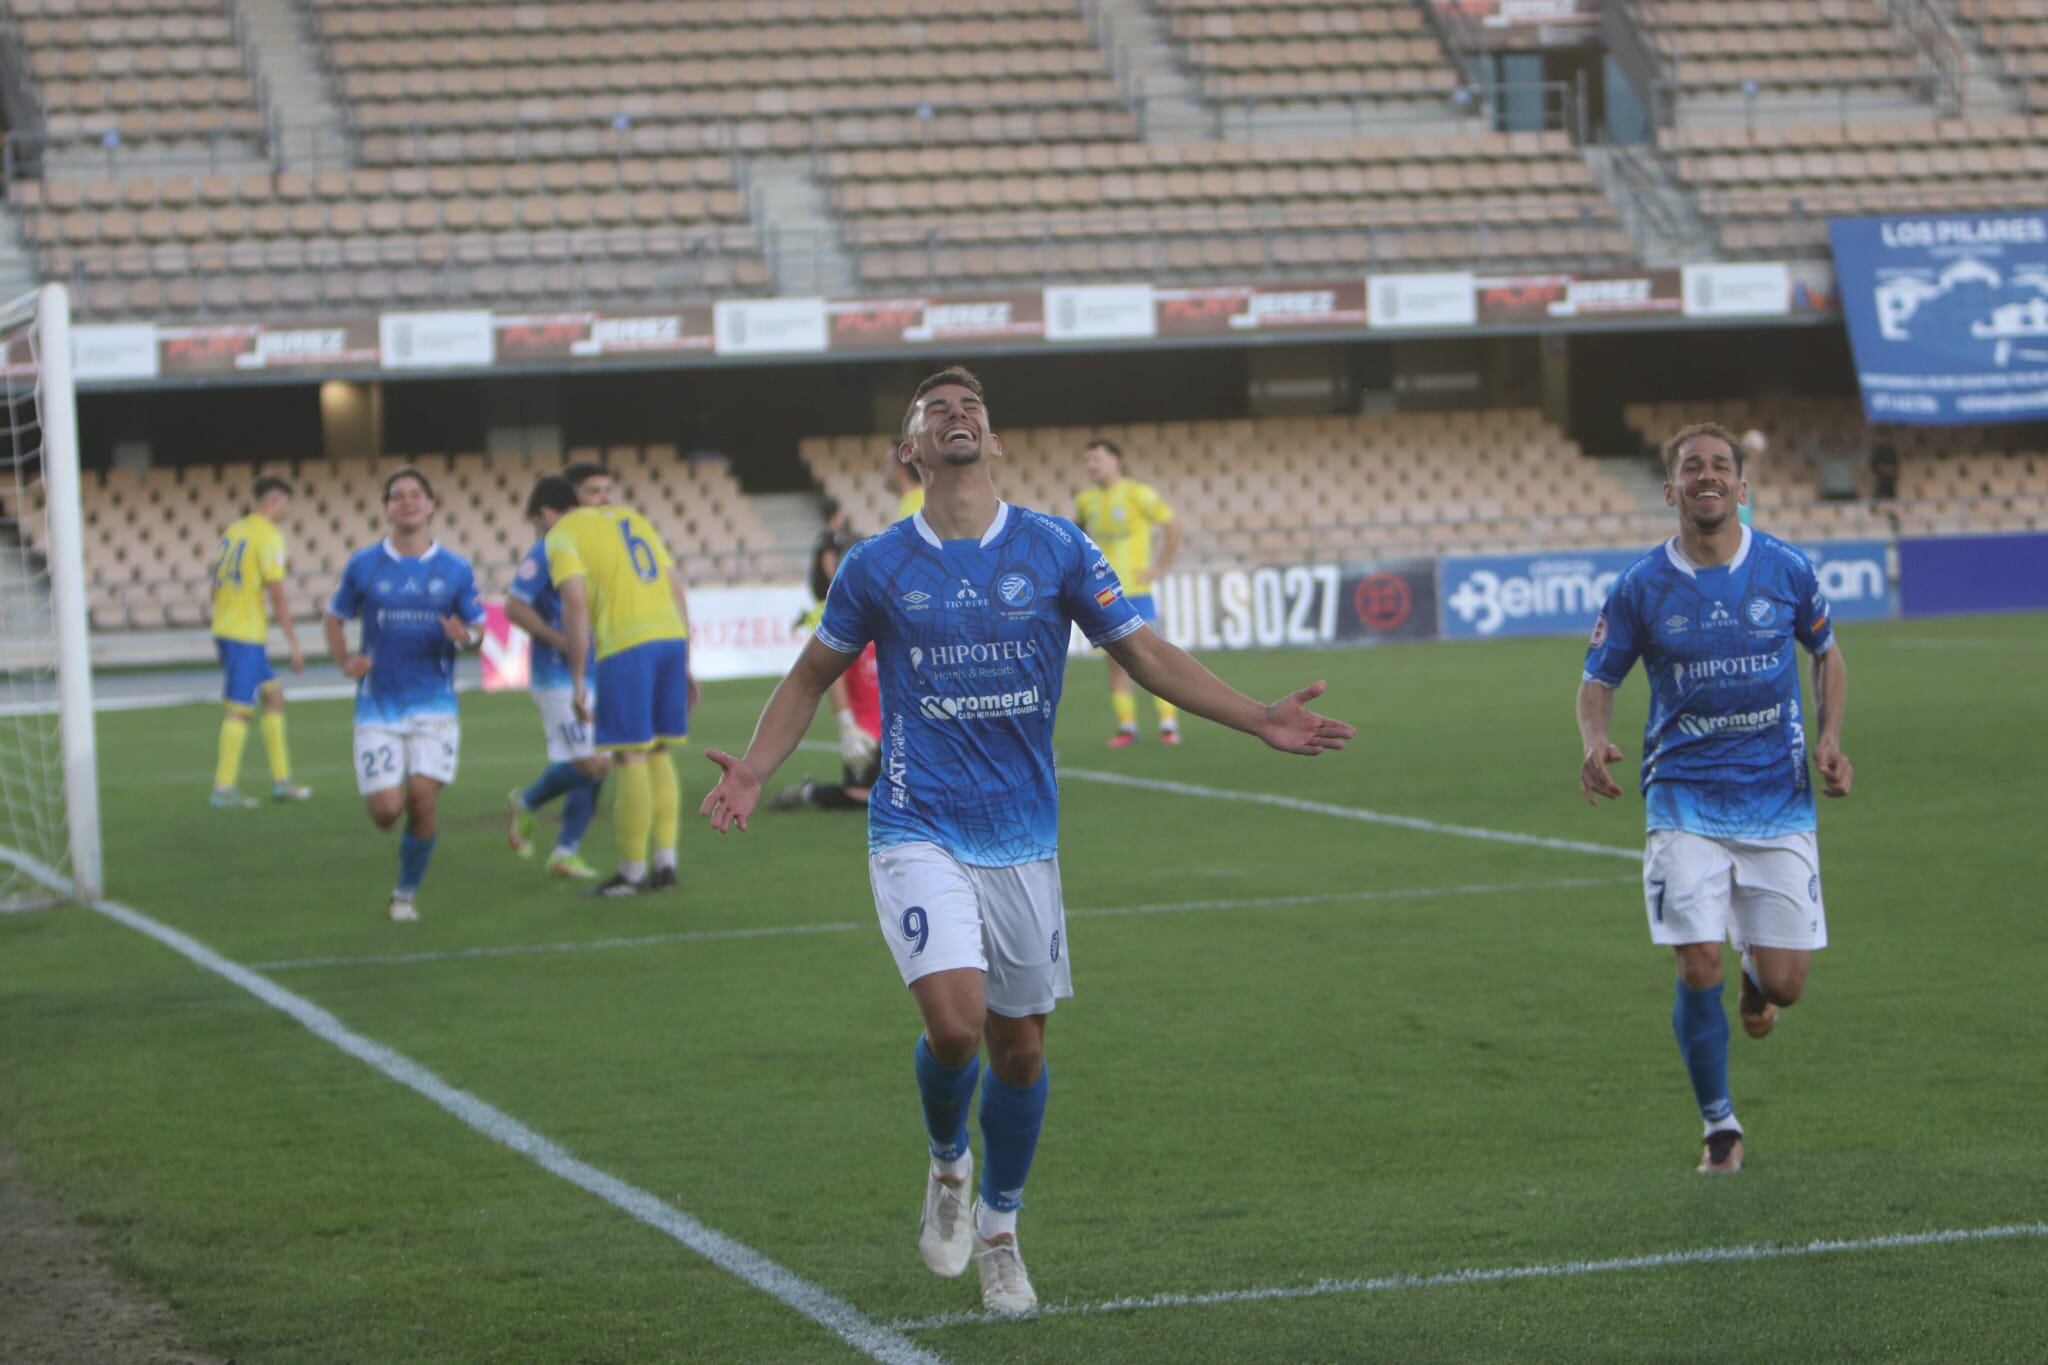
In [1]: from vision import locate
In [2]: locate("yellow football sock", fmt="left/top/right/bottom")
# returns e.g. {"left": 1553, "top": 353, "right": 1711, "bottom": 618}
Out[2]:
{"left": 1155, "top": 698, "right": 1179, "bottom": 727}
{"left": 259, "top": 709, "right": 291, "bottom": 782}
{"left": 213, "top": 711, "right": 250, "bottom": 791}
{"left": 648, "top": 749, "right": 681, "bottom": 856}
{"left": 1111, "top": 691, "right": 1137, "bottom": 729}
{"left": 615, "top": 760, "right": 653, "bottom": 864}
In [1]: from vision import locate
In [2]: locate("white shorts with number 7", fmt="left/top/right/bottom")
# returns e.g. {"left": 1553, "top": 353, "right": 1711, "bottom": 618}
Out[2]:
{"left": 353, "top": 715, "right": 461, "bottom": 795}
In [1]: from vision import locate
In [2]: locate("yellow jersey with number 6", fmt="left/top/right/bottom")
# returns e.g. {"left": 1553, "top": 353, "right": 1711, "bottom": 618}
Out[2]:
{"left": 210, "top": 513, "right": 288, "bottom": 644}
{"left": 544, "top": 505, "right": 686, "bottom": 659}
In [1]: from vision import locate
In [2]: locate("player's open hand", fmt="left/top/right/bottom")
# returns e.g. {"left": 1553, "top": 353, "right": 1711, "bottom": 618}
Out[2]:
{"left": 700, "top": 749, "right": 762, "bottom": 833}
{"left": 1255, "top": 681, "right": 1355, "bottom": 756}
{"left": 1579, "top": 742, "right": 1626, "bottom": 804}
{"left": 1814, "top": 737, "right": 1853, "bottom": 798}
{"left": 288, "top": 644, "right": 305, "bottom": 674}
{"left": 339, "top": 652, "right": 372, "bottom": 680}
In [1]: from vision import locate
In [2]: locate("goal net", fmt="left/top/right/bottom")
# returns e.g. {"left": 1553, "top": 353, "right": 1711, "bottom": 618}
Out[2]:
{"left": 0, "top": 284, "right": 100, "bottom": 909}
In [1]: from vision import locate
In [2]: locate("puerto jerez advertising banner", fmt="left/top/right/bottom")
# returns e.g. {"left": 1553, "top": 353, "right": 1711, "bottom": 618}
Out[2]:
{"left": 158, "top": 320, "right": 381, "bottom": 376}
{"left": 827, "top": 292, "right": 1045, "bottom": 350}
{"left": 1830, "top": 212, "right": 2048, "bottom": 425}
{"left": 1155, "top": 281, "right": 1368, "bottom": 335}
{"left": 1475, "top": 269, "right": 1682, "bottom": 325}
{"left": 1438, "top": 539, "right": 1893, "bottom": 640}
{"left": 494, "top": 309, "right": 715, "bottom": 363}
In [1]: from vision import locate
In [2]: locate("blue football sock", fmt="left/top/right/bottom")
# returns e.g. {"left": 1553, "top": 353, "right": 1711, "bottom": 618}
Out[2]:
{"left": 556, "top": 774, "right": 601, "bottom": 853}
{"left": 521, "top": 761, "right": 582, "bottom": 811}
{"left": 1673, "top": 979, "right": 1735, "bottom": 1124}
{"left": 396, "top": 832, "right": 437, "bottom": 898}
{"left": 914, "top": 1035, "right": 981, "bottom": 1162}
{"left": 978, "top": 1064, "right": 1048, "bottom": 1213}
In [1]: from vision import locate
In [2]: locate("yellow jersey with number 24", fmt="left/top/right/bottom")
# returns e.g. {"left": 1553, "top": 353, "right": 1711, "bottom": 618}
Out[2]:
{"left": 210, "top": 513, "right": 288, "bottom": 644}
{"left": 544, "top": 505, "right": 687, "bottom": 660}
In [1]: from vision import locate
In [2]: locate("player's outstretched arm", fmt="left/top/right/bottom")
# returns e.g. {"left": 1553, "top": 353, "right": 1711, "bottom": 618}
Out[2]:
{"left": 701, "top": 637, "right": 860, "bottom": 832}
{"left": 1575, "top": 678, "right": 1626, "bottom": 805}
{"left": 1101, "top": 627, "right": 1354, "bottom": 756}
{"left": 1811, "top": 644, "right": 1852, "bottom": 798}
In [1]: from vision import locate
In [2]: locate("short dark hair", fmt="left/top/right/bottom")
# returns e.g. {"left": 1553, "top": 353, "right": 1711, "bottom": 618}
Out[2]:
{"left": 382, "top": 466, "right": 436, "bottom": 502}
{"left": 1085, "top": 437, "right": 1122, "bottom": 462}
{"left": 252, "top": 474, "right": 293, "bottom": 501}
{"left": 562, "top": 460, "right": 611, "bottom": 489}
{"left": 901, "top": 366, "right": 986, "bottom": 441}
{"left": 1660, "top": 422, "right": 1744, "bottom": 481}
{"left": 524, "top": 474, "right": 580, "bottom": 520}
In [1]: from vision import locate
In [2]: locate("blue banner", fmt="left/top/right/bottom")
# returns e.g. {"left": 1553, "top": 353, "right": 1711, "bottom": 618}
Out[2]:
{"left": 1899, "top": 533, "right": 2048, "bottom": 616}
{"left": 1829, "top": 212, "right": 2048, "bottom": 425}
{"left": 1438, "top": 539, "right": 1893, "bottom": 640}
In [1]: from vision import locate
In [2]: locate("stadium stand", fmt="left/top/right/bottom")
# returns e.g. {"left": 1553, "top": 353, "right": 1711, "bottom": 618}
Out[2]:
{"left": 1, "top": 0, "right": 267, "bottom": 143}
{"left": 827, "top": 129, "right": 1634, "bottom": 284}
{"left": 305, "top": 0, "right": 1138, "bottom": 157}
{"left": 9, "top": 448, "right": 794, "bottom": 631}
{"left": 1670, "top": 115, "right": 2048, "bottom": 255}
{"left": 804, "top": 410, "right": 1669, "bottom": 563}
{"left": 1155, "top": 0, "right": 1460, "bottom": 105}
{"left": 1628, "top": 0, "right": 1931, "bottom": 102}
{"left": 1622, "top": 399, "right": 2048, "bottom": 540}
{"left": 1951, "top": 0, "right": 2048, "bottom": 110}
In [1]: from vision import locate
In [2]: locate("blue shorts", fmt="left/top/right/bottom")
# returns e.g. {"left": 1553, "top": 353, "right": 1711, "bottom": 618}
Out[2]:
{"left": 594, "top": 637, "right": 690, "bottom": 750}
{"left": 215, "top": 637, "right": 276, "bottom": 708}
{"left": 1126, "top": 593, "right": 1158, "bottom": 623}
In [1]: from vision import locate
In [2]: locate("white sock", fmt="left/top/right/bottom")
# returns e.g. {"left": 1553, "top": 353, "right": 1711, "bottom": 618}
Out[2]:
{"left": 552, "top": 845, "right": 576, "bottom": 860}
{"left": 933, "top": 1151, "right": 971, "bottom": 1183}
{"left": 975, "top": 1201, "right": 1017, "bottom": 1241}
{"left": 652, "top": 848, "right": 678, "bottom": 872}
{"left": 619, "top": 859, "right": 648, "bottom": 882}
{"left": 1704, "top": 1114, "right": 1744, "bottom": 1139}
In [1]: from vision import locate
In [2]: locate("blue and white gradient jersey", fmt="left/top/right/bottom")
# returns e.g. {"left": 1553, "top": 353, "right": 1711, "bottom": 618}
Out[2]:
{"left": 329, "top": 540, "right": 485, "bottom": 726}
{"left": 1584, "top": 526, "right": 1836, "bottom": 840}
{"left": 815, "top": 503, "right": 1145, "bottom": 866}
{"left": 506, "top": 537, "right": 592, "bottom": 691}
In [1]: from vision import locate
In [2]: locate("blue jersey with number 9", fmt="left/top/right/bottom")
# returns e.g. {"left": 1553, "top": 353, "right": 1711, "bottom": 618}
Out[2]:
{"left": 543, "top": 504, "right": 688, "bottom": 660}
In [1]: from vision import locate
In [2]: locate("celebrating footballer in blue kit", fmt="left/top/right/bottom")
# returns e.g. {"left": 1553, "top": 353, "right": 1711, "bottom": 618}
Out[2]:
{"left": 699, "top": 368, "right": 1355, "bottom": 1316}
{"left": 1577, "top": 421, "right": 1854, "bottom": 1177}
{"left": 501, "top": 475, "right": 611, "bottom": 882}
{"left": 323, "top": 467, "right": 487, "bottom": 923}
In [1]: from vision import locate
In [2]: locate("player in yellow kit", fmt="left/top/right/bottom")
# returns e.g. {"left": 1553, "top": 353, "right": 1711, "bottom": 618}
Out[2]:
{"left": 208, "top": 475, "right": 312, "bottom": 807}
{"left": 888, "top": 447, "right": 925, "bottom": 519}
{"left": 545, "top": 486, "right": 698, "bottom": 897}
{"left": 1075, "top": 438, "right": 1183, "bottom": 747}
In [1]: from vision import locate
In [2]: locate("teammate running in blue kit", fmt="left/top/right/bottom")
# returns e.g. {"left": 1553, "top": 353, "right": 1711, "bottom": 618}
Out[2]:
{"left": 700, "top": 368, "right": 1355, "bottom": 1314}
{"left": 324, "top": 467, "right": 486, "bottom": 922}
{"left": 1578, "top": 421, "right": 1854, "bottom": 1175}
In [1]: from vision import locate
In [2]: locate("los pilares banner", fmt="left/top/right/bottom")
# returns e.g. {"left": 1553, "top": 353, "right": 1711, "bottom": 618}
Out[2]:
{"left": 1829, "top": 212, "right": 2048, "bottom": 425}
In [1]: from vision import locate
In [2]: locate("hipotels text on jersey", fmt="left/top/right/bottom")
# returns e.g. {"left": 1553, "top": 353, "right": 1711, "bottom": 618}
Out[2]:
{"left": 1677, "top": 653, "right": 1782, "bottom": 683}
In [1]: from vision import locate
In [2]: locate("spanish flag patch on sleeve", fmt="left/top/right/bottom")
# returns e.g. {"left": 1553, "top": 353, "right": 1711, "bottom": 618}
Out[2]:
{"left": 1095, "top": 586, "right": 1120, "bottom": 607}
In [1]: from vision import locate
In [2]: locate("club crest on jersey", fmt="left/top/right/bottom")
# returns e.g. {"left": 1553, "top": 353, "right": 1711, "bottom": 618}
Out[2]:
{"left": 516, "top": 559, "right": 539, "bottom": 581}
{"left": 429, "top": 578, "right": 446, "bottom": 595}
{"left": 1744, "top": 596, "right": 1774, "bottom": 626}
{"left": 997, "top": 573, "right": 1034, "bottom": 606}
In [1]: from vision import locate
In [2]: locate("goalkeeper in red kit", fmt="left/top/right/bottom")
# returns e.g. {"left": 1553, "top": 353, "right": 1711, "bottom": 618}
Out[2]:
{"left": 773, "top": 511, "right": 882, "bottom": 811}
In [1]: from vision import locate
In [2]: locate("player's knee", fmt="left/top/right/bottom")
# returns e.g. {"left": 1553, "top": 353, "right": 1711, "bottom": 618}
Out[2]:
{"left": 577, "top": 754, "right": 611, "bottom": 780}
{"left": 924, "top": 1023, "right": 982, "bottom": 1067}
{"left": 1674, "top": 944, "right": 1724, "bottom": 990}
{"left": 1761, "top": 966, "right": 1807, "bottom": 1007}
{"left": 985, "top": 1038, "right": 1044, "bottom": 1087}
{"left": 366, "top": 795, "right": 404, "bottom": 830}
{"left": 261, "top": 685, "right": 285, "bottom": 713}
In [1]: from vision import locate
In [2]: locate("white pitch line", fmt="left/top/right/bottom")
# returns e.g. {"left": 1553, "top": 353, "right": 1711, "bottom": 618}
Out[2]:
{"left": 886, "top": 1221, "right": 2048, "bottom": 1333}
{"left": 1061, "top": 767, "right": 1640, "bottom": 862}
{"left": 247, "top": 876, "right": 1632, "bottom": 973}
{"left": 3, "top": 860, "right": 941, "bottom": 1365}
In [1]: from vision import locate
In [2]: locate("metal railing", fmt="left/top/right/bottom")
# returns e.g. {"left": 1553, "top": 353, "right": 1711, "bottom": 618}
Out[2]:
{"left": 1882, "top": 0, "right": 1967, "bottom": 113}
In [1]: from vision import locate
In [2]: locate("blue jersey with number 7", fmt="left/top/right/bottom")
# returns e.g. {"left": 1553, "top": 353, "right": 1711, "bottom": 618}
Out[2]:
{"left": 542, "top": 504, "right": 688, "bottom": 660}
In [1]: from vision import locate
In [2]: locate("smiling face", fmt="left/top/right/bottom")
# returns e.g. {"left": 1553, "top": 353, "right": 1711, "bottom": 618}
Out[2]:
{"left": 385, "top": 474, "right": 436, "bottom": 535}
{"left": 1665, "top": 433, "right": 1746, "bottom": 532}
{"left": 901, "top": 382, "right": 1000, "bottom": 473}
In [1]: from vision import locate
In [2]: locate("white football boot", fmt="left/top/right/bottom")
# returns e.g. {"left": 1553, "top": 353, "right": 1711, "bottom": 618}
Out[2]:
{"left": 916, "top": 1152, "right": 973, "bottom": 1278}
{"left": 971, "top": 1199, "right": 1037, "bottom": 1315}
{"left": 387, "top": 894, "right": 418, "bottom": 923}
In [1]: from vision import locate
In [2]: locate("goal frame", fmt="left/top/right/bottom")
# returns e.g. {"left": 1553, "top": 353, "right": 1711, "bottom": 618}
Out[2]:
{"left": 1, "top": 283, "right": 100, "bottom": 905}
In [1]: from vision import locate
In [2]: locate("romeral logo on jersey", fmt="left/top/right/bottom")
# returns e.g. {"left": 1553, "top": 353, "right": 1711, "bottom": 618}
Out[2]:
{"left": 1678, "top": 701, "right": 1784, "bottom": 738}
{"left": 918, "top": 685, "right": 1042, "bottom": 721}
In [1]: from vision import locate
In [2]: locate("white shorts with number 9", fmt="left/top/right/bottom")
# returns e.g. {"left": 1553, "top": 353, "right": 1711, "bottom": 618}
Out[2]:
{"left": 532, "top": 687, "right": 596, "bottom": 763}
{"left": 353, "top": 714, "right": 461, "bottom": 796}
{"left": 1643, "top": 828, "right": 1827, "bottom": 951}
{"left": 868, "top": 841, "right": 1073, "bottom": 1019}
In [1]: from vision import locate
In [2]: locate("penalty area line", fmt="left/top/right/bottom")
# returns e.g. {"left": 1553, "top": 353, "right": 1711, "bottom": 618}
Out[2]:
{"left": 6, "top": 860, "right": 942, "bottom": 1365}
{"left": 886, "top": 1220, "right": 2048, "bottom": 1333}
{"left": 1060, "top": 767, "right": 1640, "bottom": 862}
{"left": 247, "top": 876, "right": 1633, "bottom": 973}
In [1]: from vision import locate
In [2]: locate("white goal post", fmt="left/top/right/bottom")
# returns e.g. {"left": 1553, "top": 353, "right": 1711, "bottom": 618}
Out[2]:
{"left": 0, "top": 282, "right": 101, "bottom": 908}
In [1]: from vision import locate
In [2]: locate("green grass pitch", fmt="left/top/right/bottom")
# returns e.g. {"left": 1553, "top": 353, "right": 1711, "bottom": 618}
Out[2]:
{"left": 4, "top": 613, "right": 2046, "bottom": 1362}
